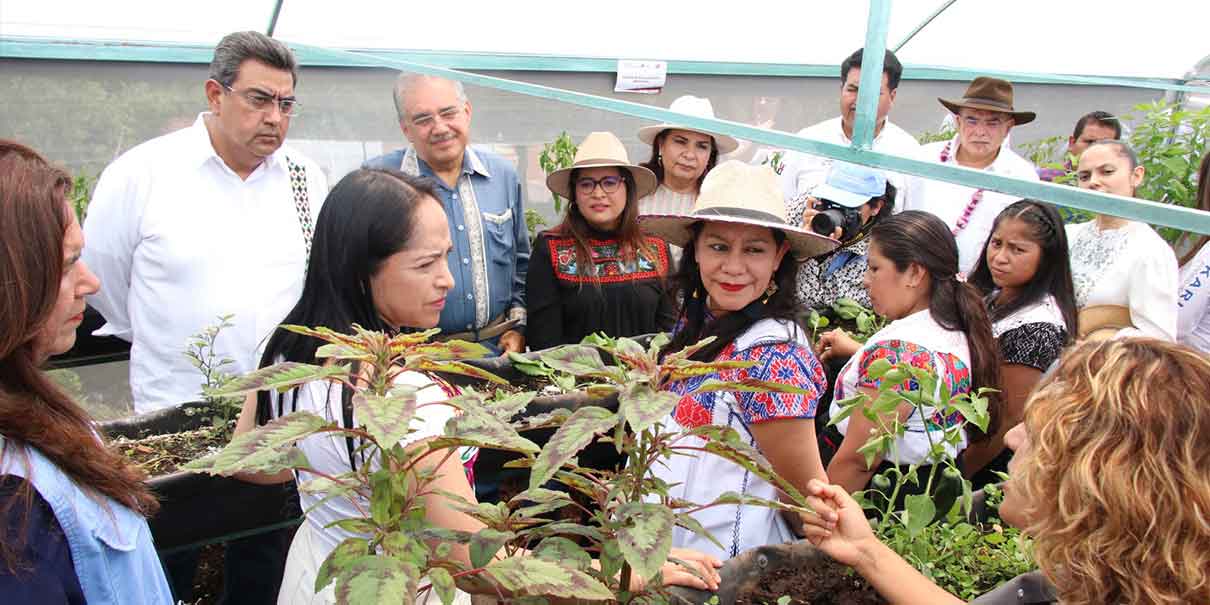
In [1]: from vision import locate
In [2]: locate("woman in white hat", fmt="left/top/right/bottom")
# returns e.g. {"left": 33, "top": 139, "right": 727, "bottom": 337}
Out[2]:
{"left": 639, "top": 160, "right": 838, "bottom": 560}
{"left": 636, "top": 95, "right": 740, "bottom": 216}
{"left": 526, "top": 131, "right": 675, "bottom": 351}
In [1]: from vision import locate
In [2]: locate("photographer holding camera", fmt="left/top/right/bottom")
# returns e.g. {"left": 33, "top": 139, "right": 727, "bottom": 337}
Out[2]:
{"left": 788, "top": 162, "right": 895, "bottom": 312}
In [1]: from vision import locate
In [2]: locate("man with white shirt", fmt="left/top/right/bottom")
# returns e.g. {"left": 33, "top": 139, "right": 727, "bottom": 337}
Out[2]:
{"left": 83, "top": 31, "right": 326, "bottom": 603}
{"left": 904, "top": 76, "right": 1039, "bottom": 274}
{"left": 772, "top": 48, "right": 920, "bottom": 204}
{"left": 85, "top": 31, "right": 326, "bottom": 415}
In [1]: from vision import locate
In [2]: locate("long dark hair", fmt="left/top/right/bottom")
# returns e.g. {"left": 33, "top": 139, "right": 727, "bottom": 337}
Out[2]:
{"left": 0, "top": 140, "right": 158, "bottom": 571}
{"left": 869, "top": 211, "right": 1002, "bottom": 442}
{"left": 667, "top": 223, "right": 802, "bottom": 362}
{"left": 1178, "top": 151, "right": 1210, "bottom": 267}
{"left": 255, "top": 168, "right": 439, "bottom": 424}
{"left": 968, "top": 200, "right": 1077, "bottom": 340}
{"left": 548, "top": 167, "right": 656, "bottom": 276}
{"left": 639, "top": 129, "right": 720, "bottom": 193}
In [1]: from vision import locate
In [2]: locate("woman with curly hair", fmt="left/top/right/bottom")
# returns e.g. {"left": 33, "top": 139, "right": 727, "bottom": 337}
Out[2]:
{"left": 800, "top": 337, "right": 1210, "bottom": 605}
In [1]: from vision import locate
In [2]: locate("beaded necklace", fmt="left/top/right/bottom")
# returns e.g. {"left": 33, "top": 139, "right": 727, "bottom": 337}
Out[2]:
{"left": 939, "top": 140, "right": 984, "bottom": 236}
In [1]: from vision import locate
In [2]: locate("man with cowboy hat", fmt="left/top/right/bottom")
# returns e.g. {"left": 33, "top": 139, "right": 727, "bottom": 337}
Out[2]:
{"left": 904, "top": 76, "right": 1040, "bottom": 274}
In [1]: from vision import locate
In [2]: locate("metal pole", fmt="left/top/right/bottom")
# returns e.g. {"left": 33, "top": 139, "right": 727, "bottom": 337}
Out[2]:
{"left": 851, "top": 0, "right": 892, "bottom": 151}
{"left": 266, "top": 0, "right": 285, "bottom": 37}
{"left": 892, "top": 0, "right": 959, "bottom": 53}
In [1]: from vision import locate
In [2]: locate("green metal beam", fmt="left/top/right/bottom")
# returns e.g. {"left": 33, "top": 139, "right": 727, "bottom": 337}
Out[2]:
{"left": 291, "top": 43, "right": 1210, "bottom": 236}
{"left": 0, "top": 36, "right": 1202, "bottom": 93}
{"left": 893, "top": 0, "right": 959, "bottom": 52}
{"left": 852, "top": 0, "right": 892, "bottom": 150}
{"left": 266, "top": 0, "right": 285, "bottom": 37}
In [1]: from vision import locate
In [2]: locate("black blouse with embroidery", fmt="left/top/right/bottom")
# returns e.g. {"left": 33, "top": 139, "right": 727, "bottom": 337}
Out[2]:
{"left": 526, "top": 229, "right": 676, "bottom": 351}
{"left": 997, "top": 323, "right": 1066, "bottom": 371}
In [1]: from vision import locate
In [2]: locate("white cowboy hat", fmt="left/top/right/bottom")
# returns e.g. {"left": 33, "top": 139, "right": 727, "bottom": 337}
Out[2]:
{"left": 636, "top": 95, "right": 740, "bottom": 155}
{"left": 639, "top": 160, "right": 838, "bottom": 260}
{"left": 546, "top": 131, "right": 658, "bottom": 199}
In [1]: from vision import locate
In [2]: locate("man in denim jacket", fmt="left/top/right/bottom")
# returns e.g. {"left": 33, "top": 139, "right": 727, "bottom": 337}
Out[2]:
{"left": 364, "top": 74, "right": 530, "bottom": 353}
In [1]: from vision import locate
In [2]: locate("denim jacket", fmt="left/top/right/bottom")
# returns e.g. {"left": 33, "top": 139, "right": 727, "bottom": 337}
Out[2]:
{"left": 0, "top": 437, "right": 173, "bottom": 604}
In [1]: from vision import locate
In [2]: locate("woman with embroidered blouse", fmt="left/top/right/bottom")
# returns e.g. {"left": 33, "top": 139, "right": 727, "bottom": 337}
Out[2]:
{"left": 639, "top": 161, "right": 839, "bottom": 559}
{"left": 527, "top": 132, "right": 676, "bottom": 350}
{"left": 964, "top": 200, "right": 1077, "bottom": 486}
{"left": 1068, "top": 139, "right": 1178, "bottom": 340}
{"left": 815, "top": 211, "right": 1002, "bottom": 496}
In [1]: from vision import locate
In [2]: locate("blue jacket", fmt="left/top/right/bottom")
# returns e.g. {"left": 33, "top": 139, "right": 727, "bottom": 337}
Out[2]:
{"left": 0, "top": 437, "right": 173, "bottom": 604}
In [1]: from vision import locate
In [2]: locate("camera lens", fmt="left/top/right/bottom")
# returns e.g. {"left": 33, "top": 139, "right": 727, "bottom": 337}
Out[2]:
{"left": 811, "top": 209, "right": 846, "bottom": 237}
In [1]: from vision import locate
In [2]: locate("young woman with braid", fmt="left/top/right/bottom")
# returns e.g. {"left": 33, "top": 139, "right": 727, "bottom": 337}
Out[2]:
{"left": 964, "top": 200, "right": 1077, "bottom": 486}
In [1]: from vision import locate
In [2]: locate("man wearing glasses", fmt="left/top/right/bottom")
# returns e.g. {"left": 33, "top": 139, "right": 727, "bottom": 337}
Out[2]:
{"left": 365, "top": 74, "right": 530, "bottom": 353}
{"left": 82, "top": 31, "right": 324, "bottom": 600}
{"left": 903, "top": 76, "right": 1040, "bottom": 274}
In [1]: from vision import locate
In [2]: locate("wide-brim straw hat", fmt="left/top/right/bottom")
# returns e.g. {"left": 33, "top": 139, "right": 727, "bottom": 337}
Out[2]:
{"left": 636, "top": 95, "right": 740, "bottom": 155}
{"left": 938, "top": 76, "right": 1036, "bottom": 125}
{"left": 546, "top": 131, "right": 658, "bottom": 199}
{"left": 639, "top": 160, "right": 838, "bottom": 260}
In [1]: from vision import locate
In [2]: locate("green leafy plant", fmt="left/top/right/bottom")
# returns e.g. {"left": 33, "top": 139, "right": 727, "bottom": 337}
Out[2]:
{"left": 829, "top": 359, "right": 1032, "bottom": 599}
{"left": 830, "top": 298, "right": 885, "bottom": 344}
{"left": 1125, "top": 100, "right": 1210, "bottom": 244}
{"left": 70, "top": 173, "right": 94, "bottom": 224}
{"left": 185, "top": 327, "right": 812, "bottom": 604}
{"left": 538, "top": 131, "right": 578, "bottom": 215}
{"left": 915, "top": 127, "right": 956, "bottom": 145}
{"left": 184, "top": 314, "right": 243, "bottom": 428}
{"left": 524, "top": 208, "right": 547, "bottom": 242}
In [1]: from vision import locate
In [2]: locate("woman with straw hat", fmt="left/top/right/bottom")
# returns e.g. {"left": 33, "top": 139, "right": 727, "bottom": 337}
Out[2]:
{"left": 636, "top": 95, "right": 740, "bottom": 216}
{"left": 526, "top": 131, "right": 675, "bottom": 350}
{"left": 639, "top": 160, "right": 838, "bottom": 559}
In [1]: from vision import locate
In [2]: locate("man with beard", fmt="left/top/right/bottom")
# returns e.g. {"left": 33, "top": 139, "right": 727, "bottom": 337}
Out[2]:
{"left": 83, "top": 30, "right": 327, "bottom": 603}
{"left": 365, "top": 74, "right": 529, "bottom": 353}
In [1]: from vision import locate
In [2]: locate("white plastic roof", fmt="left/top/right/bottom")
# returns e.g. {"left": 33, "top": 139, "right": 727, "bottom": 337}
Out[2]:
{"left": 1, "top": 0, "right": 1207, "bottom": 79}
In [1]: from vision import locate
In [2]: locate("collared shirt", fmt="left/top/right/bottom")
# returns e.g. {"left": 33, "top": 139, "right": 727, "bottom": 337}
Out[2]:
{"left": 84, "top": 113, "right": 328, "bottom": 413}
{"left": 904, "top": 136, "right": 1040, "bottom": 274}
{"left": 364, "top": 147, "right": 529, "bottom": 337}
{"left": 772, "top": 116, "right": 921, "bottom": 204}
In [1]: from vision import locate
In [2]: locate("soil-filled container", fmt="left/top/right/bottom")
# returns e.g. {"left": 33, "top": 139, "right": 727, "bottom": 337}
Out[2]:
{"left": 100, "top": 402, "right": 301, "bottom": 553}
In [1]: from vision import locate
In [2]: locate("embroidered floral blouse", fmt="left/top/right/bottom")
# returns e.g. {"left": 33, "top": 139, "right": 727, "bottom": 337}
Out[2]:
{"left": 526, "top": 229, "right": 676, "bottom": 350}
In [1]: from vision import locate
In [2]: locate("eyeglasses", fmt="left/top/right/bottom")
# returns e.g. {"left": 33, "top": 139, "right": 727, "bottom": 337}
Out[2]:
{"left": 221, "top": 83, "right": 301, "bottom": 117}
{"left": 409, "top": 106, "right": 463, "bottom": 129}
{"left": 575, "top": 176, "right": 624, "bottom": 195}
{"left": 960, "top": 114, "right": 1009, "bottom": 129}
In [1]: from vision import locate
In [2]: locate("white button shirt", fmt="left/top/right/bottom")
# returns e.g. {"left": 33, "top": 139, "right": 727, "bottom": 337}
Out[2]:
{"left": 904, "top": 136, "right": 1040, "bottom": 274}
{"left": 772, "top": 116, "right": 921, "bottom": 204}
{"left": 83, "top": 114, "right": 328, "bottom": 413}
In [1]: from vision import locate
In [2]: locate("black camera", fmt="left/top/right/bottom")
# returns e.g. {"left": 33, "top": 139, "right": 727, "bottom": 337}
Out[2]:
{"left": 809, "top": 199, "right": 863, "bottom": 241}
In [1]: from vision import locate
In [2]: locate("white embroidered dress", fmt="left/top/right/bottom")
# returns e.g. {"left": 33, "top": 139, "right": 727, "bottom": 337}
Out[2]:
{"left": 1067, "top": 220, "right": 1178, "bottom": 341}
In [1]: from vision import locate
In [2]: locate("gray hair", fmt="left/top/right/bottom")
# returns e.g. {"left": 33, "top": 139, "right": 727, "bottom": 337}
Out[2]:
{"left": 208, "top": 31, "right": 299, "bottom": 87}
{"left": 392, "top": 73, "right": 468, "bottom": 122}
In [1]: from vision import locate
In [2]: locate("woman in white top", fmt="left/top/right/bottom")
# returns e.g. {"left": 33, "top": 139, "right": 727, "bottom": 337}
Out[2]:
{"left": 815, "top": 211, "right": 1002, "bottom": 496}
{"left": 964, "top": 200, "right": 1077, "bottom": 486}
{"left": 636, "top": 95, "right": 739, "bottom": 216}
{"left": 1068, "top": 140, "right": 1179, "bottom": 340}
{"left": 231, "top": 169, "right": 721, "bottom": 604}
{"left": 1177, "top": 151, "right": 1210, "bottom": 353}
{"left": 639, "top": 161, "right": 838, "bottom": 559}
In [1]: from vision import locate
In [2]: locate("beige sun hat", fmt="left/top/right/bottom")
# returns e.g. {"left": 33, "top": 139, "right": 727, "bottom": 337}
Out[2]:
{"left": 639, "top": 160, "right": 838, "bottom": 260}
{"left": 546, "top": 131, "right": 658, "bottom": 199}
{"left": 636, "top": 95, "right": 740, "bottom": 155}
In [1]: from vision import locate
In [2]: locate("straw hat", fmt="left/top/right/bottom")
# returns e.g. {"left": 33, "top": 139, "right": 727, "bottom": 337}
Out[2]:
{"left": 639, "top": 160, "right": 838, "bottom": 260}
{"left": 636, "top": 95, "right": 740, "bottom": 155}
{"left": 938, "top": 76, "right": 1036, "bottom": 125}
{"left": 546, "top": 132, "right": 658, "bottom": 199}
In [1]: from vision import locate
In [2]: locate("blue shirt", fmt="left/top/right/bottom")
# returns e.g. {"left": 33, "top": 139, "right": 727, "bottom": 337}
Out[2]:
{"left": 364, "top": 147, "right": 530, "bottom": 338}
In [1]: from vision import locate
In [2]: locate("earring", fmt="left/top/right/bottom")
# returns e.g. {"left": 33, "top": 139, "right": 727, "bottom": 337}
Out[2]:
{"left": 762, "top": 282, "right": 779, "bottom": 303}
{"left": 691, "top": 287, "right": 700, "bottom": 299}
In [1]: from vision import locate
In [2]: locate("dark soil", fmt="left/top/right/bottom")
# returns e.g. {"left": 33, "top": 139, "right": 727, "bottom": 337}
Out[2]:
{"left": 735, "top": 558, "right": 885, "bottom": 605}
{"left": 188, "top": 543, "right": 225, "bottom": 604}
{"left": 110, "top": 421, "right": 232, "bottom": 475}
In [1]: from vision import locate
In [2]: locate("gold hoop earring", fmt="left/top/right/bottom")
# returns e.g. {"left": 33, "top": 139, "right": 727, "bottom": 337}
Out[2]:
{"left": 762, "top": 282, "right": 779, "bottom": 303}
